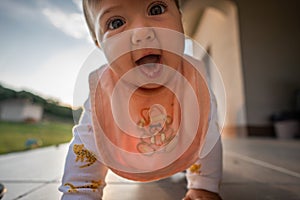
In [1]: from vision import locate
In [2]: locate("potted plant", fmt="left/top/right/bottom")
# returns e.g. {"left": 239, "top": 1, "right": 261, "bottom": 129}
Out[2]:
{"left": 271, "top": 111, "right": 299, "bottom": 139}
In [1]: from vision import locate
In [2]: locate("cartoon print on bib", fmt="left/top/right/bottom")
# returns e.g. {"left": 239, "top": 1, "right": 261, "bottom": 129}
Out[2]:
{"left": 136, "top": 104, "right": 177, "bottom": 155}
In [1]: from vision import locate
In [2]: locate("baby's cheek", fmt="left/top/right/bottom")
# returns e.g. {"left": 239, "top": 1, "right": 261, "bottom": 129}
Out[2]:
{"left": 163, "top": 52, "right": 183, "bottom": 70}
{"left": 109, "top": 53, "right": 134, "bottom": 77}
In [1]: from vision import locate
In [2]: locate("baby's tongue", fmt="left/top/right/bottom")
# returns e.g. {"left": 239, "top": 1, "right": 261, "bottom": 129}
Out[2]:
{"left": 137, "top": 55, "right": 160, "bottom": 67}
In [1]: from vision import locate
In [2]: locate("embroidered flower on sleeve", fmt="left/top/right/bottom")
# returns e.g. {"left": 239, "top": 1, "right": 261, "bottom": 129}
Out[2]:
{"left": 64, "top": 179, "right": 103, "bottom": 193}
{"left": 87, "top": 124, "right": 93, "bottom": 133}
{"left": 73, "top": 144, "right": 97, "bottom": 168}
{"left": 189, "top": 164, "right": 201, "bottom": 174}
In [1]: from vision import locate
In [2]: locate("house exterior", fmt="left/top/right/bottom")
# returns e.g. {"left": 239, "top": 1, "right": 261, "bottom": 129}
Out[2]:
{"left": 0, "top": 99, "right": 43, "bottom": 122}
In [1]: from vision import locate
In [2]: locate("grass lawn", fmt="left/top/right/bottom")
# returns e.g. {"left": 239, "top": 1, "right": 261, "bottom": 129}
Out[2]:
{"left": 0, "top": 121, "right": 73, "bottom": 154}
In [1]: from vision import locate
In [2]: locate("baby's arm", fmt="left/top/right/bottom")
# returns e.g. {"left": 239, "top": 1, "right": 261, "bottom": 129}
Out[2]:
{"left": 186, "top": 139, "right": 222, "bottom": 193}
{"left": 184, "top": 138, "right": 222, "bottom": 199}
{"left": 59, "top": 98, "right": 108, "bottom": 200}
{"left": 184, "top": 96, "right": 223, "bottom": 199}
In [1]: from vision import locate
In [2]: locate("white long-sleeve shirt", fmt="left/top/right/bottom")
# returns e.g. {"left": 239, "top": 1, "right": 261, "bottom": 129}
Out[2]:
{"left": 59, "top": 95, "right": 222, "bottom": 199}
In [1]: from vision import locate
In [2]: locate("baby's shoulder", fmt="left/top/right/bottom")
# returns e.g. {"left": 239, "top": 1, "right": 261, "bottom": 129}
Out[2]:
{"left": 88, "top": 64, "right": 109, "bottom": 81}
{"left": 88, "top": 64, "right": 109, "bottom": 92}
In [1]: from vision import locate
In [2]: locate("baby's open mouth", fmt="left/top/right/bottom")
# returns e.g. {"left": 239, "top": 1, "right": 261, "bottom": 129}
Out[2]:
{"left": 136, "top": 54, "right": 163, "bottom": 78}
{"left": 135, "top": 54, "right": 161, "bottom": 66}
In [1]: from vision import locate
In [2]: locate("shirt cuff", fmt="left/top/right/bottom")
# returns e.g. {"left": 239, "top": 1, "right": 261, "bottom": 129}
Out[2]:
{"left": 186, "top": 173, "right": 221, "bottom": 194}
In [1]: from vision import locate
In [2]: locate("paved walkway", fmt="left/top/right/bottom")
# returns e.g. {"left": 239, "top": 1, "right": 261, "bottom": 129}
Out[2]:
{"left": 0, "top": 137, "right": 300, "bottom": 200}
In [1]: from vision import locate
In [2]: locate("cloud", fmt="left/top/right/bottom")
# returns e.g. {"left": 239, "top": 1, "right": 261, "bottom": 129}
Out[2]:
{"left": 42, "top": 7, "right": 90, "bottom": 40}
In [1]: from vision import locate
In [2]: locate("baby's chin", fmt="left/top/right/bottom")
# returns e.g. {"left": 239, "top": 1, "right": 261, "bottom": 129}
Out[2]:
{"left": 139, "top": 83, "right": 163, "bottom": 89}
{"left": 135, "top": 84, "right": 168, "bottom": 95}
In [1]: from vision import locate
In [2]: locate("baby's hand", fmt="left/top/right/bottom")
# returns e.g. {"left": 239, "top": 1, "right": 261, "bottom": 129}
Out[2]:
{"left": 182, "top": 189, "right": 222, "bottom": 200}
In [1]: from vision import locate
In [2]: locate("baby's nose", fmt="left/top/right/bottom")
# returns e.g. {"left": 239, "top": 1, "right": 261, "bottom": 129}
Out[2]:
{"left": 131, "top": 28, "right": 155, "bottom": 45}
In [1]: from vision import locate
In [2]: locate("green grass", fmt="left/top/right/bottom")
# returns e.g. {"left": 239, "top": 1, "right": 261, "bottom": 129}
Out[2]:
{"left": 0, "top": 121, "right": 73, "bottom": 154}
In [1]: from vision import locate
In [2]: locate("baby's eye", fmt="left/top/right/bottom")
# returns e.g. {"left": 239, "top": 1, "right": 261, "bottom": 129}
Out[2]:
{"left": 107, "top": 18, "right": 125, "bottom": 30}
{"left": 148, "top": 2, "right": 167, "bottom": 16}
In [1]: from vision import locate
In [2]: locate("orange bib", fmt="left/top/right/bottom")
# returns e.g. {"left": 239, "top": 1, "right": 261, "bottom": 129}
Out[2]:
{"left": 89, "top": 57, "right": 210, "bottom": 181}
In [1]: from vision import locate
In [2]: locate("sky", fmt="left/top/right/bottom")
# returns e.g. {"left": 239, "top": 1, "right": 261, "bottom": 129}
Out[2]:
{"left": 0, "top": 0, "right": 101, "bottom": 107}
{"left": 0, "top": 0, "right": 195, "bottom": 108}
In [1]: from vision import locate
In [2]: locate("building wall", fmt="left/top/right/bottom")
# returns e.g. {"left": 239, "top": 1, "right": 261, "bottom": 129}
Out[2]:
{"left": 0, "top": 99, "right": 43, "bottom": 122}
{"left": 182, "top": 0, "right": 247, "bottom": 135}
{"left": 23, "top": 104, "right": 43, "bottom": 122}
{"left": 182, "top": 0, "right": 300, "bottom": 135}
{"left": 0, "top": 101, "right": 24, "bottom": 122}
{"left": 233, "top": 0, "right": 300, "bottom": 130}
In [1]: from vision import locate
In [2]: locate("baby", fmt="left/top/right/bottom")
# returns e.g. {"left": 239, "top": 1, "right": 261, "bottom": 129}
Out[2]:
{"left": 59, "top": 0, "right": 223, "bottom": 199}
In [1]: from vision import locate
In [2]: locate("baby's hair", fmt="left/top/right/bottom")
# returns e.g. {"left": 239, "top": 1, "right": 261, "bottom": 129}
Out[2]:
{"left": 82, "top": 0, "right": 98, "bottom": 45}
{"left": 82, "top": 0, "right": 181, "bottom": 45}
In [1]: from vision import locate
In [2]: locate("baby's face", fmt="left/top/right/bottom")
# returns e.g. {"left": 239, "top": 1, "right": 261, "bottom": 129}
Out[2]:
{"left": 90, "top": 0, "right": 185, "bottom": 88}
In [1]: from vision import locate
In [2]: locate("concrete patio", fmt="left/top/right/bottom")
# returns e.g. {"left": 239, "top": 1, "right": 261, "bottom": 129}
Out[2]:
{"left": 0, "top": 137, "right": 299, "bottom": 200}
